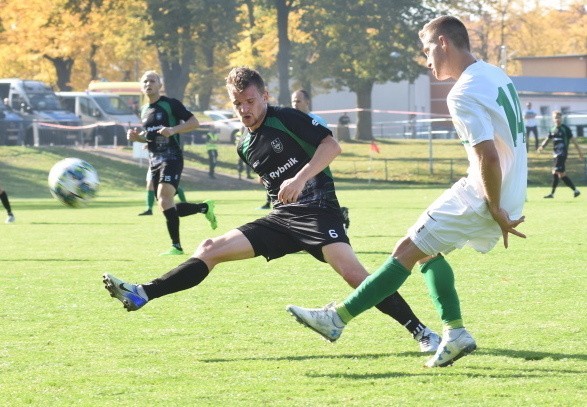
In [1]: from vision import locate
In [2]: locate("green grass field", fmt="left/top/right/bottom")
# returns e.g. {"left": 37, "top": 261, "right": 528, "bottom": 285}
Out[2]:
{"left": 0, "top": 145, "right": 586, "bottom": 406}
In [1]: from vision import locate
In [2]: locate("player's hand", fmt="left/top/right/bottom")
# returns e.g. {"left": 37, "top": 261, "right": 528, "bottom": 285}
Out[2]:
{"left": 489, "top": 206, "right": 526, "bottom": 249}
{"left": 127, "top": 127, "right": 139, "bottom": 141}
{"left": 157, "top": 127, "right": 174, "bottom": 137}
{"left": 277, "top": 178, "right": 304, "bottom": 204}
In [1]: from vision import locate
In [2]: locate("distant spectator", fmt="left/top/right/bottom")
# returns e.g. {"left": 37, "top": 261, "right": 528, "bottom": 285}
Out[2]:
{"left": 337, "top": 112, "right": 351, "bottom": 142}
{"left": 524, "top": 102, "right": 539, "bottom": 151}
{"left": 206, "top": 128, "right": 219, "bottom": 179}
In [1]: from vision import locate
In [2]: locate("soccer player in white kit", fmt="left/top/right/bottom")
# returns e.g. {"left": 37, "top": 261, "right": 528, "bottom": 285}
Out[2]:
{"left": 287, "top": 15, "right": 528, "bottom": 368}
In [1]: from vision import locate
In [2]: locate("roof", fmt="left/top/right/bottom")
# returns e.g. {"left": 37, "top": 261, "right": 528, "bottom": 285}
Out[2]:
{"left": 513, "top": 54, "right": 587, "bottom": 60}
{"left": 55, "top": 91, "right": 120, "bottom": 97}
{"left": 511, "top": 76, "right": 587, "bottom": 95}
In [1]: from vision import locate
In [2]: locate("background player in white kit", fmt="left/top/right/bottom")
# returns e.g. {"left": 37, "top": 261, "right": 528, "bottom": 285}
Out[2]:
{"left": 287, "top": 15, "right": 528, "bottom": 368}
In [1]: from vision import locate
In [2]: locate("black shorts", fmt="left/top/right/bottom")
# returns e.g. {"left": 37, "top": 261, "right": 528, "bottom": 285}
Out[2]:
{"left": 553, "top": 155, "right": 567, "bottom": 173}
{"left": 151, "top": 158, "right": 183, "bottom": 191}
{"left": 238, "top": 205, "right": 350, "bottom": 263}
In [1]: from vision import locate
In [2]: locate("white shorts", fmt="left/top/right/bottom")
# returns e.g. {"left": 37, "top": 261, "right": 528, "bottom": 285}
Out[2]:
{"left": 408, "top": 186, "right": 501, "bottom": 256}
{"left": 146, "top": 167, "right": 152, "bottom": 183}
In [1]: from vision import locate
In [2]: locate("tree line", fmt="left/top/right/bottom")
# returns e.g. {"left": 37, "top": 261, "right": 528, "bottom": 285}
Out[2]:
{"left": 0, "top": 0, "right": 584, "bottom": 139}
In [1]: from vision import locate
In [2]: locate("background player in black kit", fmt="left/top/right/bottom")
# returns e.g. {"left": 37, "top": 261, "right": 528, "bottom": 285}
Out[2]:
{"left": 104, "top": 67, "right": 440, "bottom": 352}
{"left": 538, "top": 110, "right": 583, "bottom": 198}
{"left": 126, "top": 71, "right": 217, "bottom": 256}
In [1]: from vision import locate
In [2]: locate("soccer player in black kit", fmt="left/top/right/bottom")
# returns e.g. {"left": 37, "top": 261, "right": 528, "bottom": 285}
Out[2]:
{"left": 538, "top": 110, "right": 583, "bottom": 198}
{"left": 126, "top": 71, "right": 217, "bottom": 256}
{"left": 104, "top": 67, "right": 440, "bottom": 352}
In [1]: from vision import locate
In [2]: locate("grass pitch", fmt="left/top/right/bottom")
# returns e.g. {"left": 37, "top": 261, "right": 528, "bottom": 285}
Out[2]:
{"left": 0, "top": 146, "right": 586, "bottom": 406}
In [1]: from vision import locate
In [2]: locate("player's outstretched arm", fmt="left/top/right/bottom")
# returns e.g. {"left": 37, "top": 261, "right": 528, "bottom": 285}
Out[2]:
{"left": 475, "top": 140, "right": 526, "bottom": 248}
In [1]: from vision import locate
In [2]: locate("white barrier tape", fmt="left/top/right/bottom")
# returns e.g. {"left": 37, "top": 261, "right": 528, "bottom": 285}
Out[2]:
{"left": 35, "top": 121, "right": 143, "bottom": 130}
{"left": 313, "top": 107, "right": 451, "bottom": 118}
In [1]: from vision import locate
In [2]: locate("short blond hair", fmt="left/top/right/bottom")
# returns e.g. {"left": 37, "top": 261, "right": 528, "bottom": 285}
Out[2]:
{"left": 141, "top": 70, "right": 162, "bottom": 84}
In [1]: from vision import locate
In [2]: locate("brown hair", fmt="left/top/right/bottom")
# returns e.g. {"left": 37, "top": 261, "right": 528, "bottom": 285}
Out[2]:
{"left": 225, "top": 67, "right": 265, "bottom": 94}
{"left": 419, "top": 16, "right": 470, "bottom": 51}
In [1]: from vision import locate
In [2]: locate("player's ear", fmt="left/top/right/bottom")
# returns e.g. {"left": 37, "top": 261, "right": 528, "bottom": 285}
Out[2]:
{"left": 438, "top": 35, "right": 449, "bottom": 50}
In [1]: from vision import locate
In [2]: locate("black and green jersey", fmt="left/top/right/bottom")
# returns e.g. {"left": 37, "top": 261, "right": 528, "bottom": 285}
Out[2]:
{"left": 237, "top": 105, "right": 339, "bottom": 209}
{"left": 140, "top": 96, "right": 193, "bottom": 164}
{"left": 547, "top": 124, "right": 573, "bottom": 157}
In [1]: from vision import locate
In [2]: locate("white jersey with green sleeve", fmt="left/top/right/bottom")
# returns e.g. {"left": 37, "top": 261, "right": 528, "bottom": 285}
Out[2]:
{"left": 447, "top": 60, "right": 527, "bottom": 219}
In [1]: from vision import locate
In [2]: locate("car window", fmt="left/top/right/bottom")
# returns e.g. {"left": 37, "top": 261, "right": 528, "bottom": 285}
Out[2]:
{"left": 59, "top": 97, "right": 76, "bottom": 113}
{"left": 207, "top": 113, "right": 224, "bottom": 121}
{"left": 94, "top": 96, "right": 134, "bottom": 115}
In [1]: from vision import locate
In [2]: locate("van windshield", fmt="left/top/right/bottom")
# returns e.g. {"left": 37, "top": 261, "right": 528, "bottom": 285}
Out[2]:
{"left": 28, "top": 92, "right": 63, "bottom": 111}
{"left": 94, "top": 96, "right": 135, "bottom": 115}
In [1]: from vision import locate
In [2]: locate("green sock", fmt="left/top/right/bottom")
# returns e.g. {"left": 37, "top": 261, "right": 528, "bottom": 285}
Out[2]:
{"left": 177, "top": 186, "right": 187, "bottom": 203}
{"left": 338, "top": 256, "right": 411, "bottom": 324}
{"left": 420, "top": 255, "right": 463, "bottom": 329}
{"left": 146, "top": 190, "right": 155, "bottom": 210}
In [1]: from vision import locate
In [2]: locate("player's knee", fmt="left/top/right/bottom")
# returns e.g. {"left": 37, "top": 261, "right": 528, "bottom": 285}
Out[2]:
{"left": 195, "top": 238, "right": 215, "bottom": 254}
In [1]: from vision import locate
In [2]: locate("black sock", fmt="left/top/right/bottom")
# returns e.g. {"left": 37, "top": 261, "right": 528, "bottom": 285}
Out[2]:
{"left": 551, "top": 174, "right": 559, "bottom": 194}
{"left": 561, "top": 176, "right": 576, "bottom": 190}
{"left": 142, "top": 258, "right": 210, "bottom": 300}
{"left": 374, "top": 291, "right": 426, "bottom": 337}
{"left": 176, "top": 202, "right": 207, "bottom": 217}
{"left": 163, "top": 207, "right": 181, "bottom": 248}
{"left": 0, "top": 191, "right": 11, "bottom": 213}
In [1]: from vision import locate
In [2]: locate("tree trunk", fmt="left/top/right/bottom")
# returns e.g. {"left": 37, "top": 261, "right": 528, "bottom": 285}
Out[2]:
{"left": 243, "top": 0, "right": 259, "bottom": 59}
{"left": 157, "top": 43, "right": 194, "bottom": 101}
{"left": 44, "top": 55, "right": 74, "bottom": 91}
{"left": 276, "top": 0, "right": 291, "bottom": 106}
{"left": 89, "top": 44, "right": 99, "bottom": 81}
{"left": 355, "top": 81, "right": 373, "bottom": 140}
{"left": 198, "top": 38, "right": 215, "bottom": 110}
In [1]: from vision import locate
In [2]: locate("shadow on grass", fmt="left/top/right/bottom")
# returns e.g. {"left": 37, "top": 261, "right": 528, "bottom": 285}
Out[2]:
{"left": 201, "top": 352, "right": 391, "bottom": 364}
{"left": 201, "top": 348, "right": 587, "bottom": 365}
{"left": 478, "top": 347, "right": 587, "bottom": 362}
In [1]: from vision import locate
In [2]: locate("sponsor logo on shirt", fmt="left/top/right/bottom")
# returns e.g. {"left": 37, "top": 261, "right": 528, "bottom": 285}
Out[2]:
{"left": 269, "top": 157, "right": 299, "bottom": 179}
{"left": 146, "top": 125, "right": 164, "bottom": 132}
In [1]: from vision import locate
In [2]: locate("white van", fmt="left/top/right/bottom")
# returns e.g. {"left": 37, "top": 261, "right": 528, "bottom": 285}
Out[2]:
{"left": 56, "top": 91, "right": 140, "bottom": 145}
{"left": 87, "top": 81, "right": 150, "bottom": 115}
{"left": 0, "top": 79, "right": 83, "bottom": 146}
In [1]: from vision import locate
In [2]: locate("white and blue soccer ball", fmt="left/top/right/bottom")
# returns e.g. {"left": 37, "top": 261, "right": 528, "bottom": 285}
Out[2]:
{"left": 48, "top": 158, "right": 100, "bottom": 208}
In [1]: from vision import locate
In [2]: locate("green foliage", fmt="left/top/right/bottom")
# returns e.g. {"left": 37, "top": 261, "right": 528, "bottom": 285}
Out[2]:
{"left": 300, "top": 0, "right": 432, "bottom": 86}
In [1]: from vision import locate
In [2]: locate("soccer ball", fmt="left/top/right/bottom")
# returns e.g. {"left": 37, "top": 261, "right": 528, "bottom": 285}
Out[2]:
{"left": 48, "top": 158, "right": 100, "bottom": 207}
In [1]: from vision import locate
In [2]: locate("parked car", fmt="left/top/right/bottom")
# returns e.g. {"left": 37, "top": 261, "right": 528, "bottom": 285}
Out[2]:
{"left": 0, "top": 102, "right": 25, "bottom": 146}
{"left": 57, "top": 91, "right": 140, "bottom": 145}
{"left": 193, "top": 110, "right": 241, "bottom": 143}
{"left": 0, "top": 79, "right": 83, "bottom": 146}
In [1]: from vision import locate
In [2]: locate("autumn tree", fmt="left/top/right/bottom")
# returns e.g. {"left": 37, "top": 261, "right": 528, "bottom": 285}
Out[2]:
{"left": 0, "top": 0, "right": 89, "bottom": 89}
{"left": 185, "top": 0, "right": 240, "bottom": 110}
{"left": 298, "top": 0, "right": 435, "bottom": 140}
{"left": 433, "top": 0, "right": 586, "bottom": 74}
